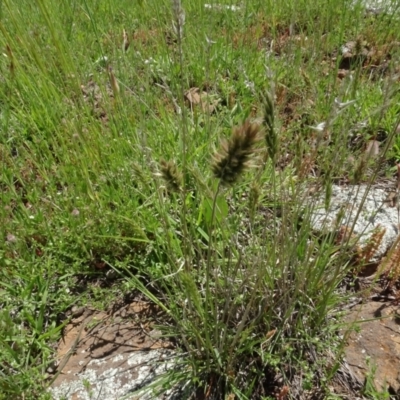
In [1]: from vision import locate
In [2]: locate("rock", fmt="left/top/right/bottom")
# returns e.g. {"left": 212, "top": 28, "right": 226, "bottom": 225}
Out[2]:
{"left": 49, "top": 303, "right": 178, "bottom": 400}
{"left": 354, "top": 0, "right": 400, "bottom": 15}
{"left": 343, "top": 301, "right": 400, "bottom": 394}
{"left": 312, "top": 184, "right": 399, "bottom": 261}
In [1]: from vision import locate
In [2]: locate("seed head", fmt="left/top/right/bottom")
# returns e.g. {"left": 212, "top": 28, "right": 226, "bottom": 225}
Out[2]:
{"left": 159, "top": 159, "right": 183, "bottom": 193}
{"left": 122, "top": 29, "right": 130, "bottom": 52}
{"left": 212, "top": 120, "right": 261, "bottom": 185}
{"left": 108, "top": 67, "right": 120, "bottom": 96}
{"left": 262, "top": 92, "right": 277, "bottom": 161}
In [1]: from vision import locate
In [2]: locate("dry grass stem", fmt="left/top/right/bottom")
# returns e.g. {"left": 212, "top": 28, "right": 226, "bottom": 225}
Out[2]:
{"left": 383, "top": 235, "right": 400, "bottom": 286}
{"left": 212, "top": 120, "right": 261, "bottom": 185}
{"left": 108, "top": 66, "right": 120, "bottom": 96}
{"left": 122, "top": 29, "right": 130, "bottom": 52}
{"left": 335, "top": 225, "right": 356, "bottom": 246}
{"left": 355, "top": 225, "right": 385, "bottom": 267}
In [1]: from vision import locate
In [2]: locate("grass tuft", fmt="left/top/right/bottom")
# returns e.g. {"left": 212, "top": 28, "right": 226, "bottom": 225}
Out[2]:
{"left": 1, "top": 0, "right": 400, "bottom": 398}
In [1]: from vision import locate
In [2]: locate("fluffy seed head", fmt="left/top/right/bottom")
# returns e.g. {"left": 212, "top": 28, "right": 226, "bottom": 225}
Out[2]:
{"left": 159, "top": 159, "right": 183, "bottom": 193}
{"left": 212, "top": 120, "right": 261, "bottom": 185}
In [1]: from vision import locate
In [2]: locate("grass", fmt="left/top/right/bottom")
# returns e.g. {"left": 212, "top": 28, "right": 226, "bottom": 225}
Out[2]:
{"left": 1, "top": 0, "right": 400, "bottom": 398}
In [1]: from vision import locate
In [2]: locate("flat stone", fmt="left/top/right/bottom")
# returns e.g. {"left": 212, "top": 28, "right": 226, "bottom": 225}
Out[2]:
{"left": 49, "top": 303, "right": 177, "bottom": 400}
{"left": 353, "top": 0, "right": 400, "bottom": 15}
{"left": 343, "top": 301, "right": 400, "bottom": 393}
{"left": 312, "top": 184, "right": 399, "bottom": 261}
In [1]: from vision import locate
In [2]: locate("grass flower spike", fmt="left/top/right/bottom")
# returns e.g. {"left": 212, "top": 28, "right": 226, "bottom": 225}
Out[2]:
{"left": 212, "top": 120, "right": 261, "bottom": 185}
{"left": 159, "top": 159, "right": 183, "bottom": 193}
{"left": 262, "top": 92, "right": 277, "bottom": 161}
